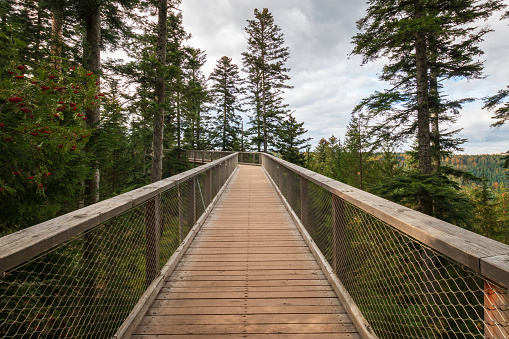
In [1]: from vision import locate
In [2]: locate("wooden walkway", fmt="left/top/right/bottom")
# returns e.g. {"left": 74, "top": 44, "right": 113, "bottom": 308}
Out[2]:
{"left": 132, "top": 165, "right": 360, "bottom": 338}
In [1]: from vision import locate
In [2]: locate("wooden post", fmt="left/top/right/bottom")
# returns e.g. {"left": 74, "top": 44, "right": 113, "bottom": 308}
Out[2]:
{"left": 205, "top": 169, "right": 212, "bottom": 206}
{"left": 300, "top": 177, "right": 309, "bottom": 229}
{"left": 331, "top": 195, "right": 346, "bottom": 277}
{"left": 178, "top": 185, "right": 183, "bottom": 242}
{"left": 145, "top": 195, "right": 160, "bottom": 287}
{"left": 287, "top": 169, "right": 293, "bottom": 209}
{"left": 278, "top": 165, "right": 283, "bottom": 191}
{"left": 485, "top": 282, "right": 509, "bottom": 338}
{"left": 187, "top": 178, "right": 195, "bottom": 230}
{"left": 253, "top": 153, "right": 255, "bottom": 165}
{"left": 202, "top": 151, "right": 204, "bottom": 164}
{"left": 217, "top": 163, "right": 221, "bottom": 190}
{"left": 241, "top": 152, "right": 243, "bottom": 164}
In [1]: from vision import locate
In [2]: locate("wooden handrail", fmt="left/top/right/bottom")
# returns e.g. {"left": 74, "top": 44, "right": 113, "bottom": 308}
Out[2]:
{"left": 260, "top": 153, "right": 509, "bottom": 289}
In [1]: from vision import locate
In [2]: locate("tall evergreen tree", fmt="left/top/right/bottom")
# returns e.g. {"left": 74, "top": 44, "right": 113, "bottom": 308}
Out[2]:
{"left": 308, "top": 136, "right": 342, "bottom": 179}
{"left": 151, "top": 0, "right": 169, "bottom": 183}
{"left": 182, "top": 47, "right": 208, "bottom": 150}
{"left": 342, "top": 113, "right": 371, "bottom": 190}
{"left": 274, "top": 114, "right": 310, "bottom": 166}
{"left": 242, "top": 8, "right": 292, "bottom": 152}
{"left": 351, "top": 0, "right": 503, "bottom": 214}
{"left": 209, "top": 56, "right": 244, "bottom": 151}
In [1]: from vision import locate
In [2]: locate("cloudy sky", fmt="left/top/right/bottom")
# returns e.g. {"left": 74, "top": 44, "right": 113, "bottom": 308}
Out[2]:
{"left": 179, "top": 0, "right": 509, "bottom": 154}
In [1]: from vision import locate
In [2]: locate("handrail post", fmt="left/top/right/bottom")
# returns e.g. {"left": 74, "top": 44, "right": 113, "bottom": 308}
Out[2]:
{"left": 485, "top": 282, "right": 509, "bottom": 338}
{"left": 278, "top": 164, "right": 283, "bottom": 190}
{"left": 187, "top": 178, "right": 196, "bottom": 229}
{"left": 332, "top": 195, "right": 346, "bottom": 278}
{"left": 145, "top": 194, "right": 160, "bottom": 287}
{"left": 224, "top": 160, "right": 227, "bottom": 183}
{"left": 300, "top": 176, "right": 309, "bottom": 229}
{"left": 217, "top": 162, "right": 221, "bottom": 188}
{"left": 202, "top": 151, "right": 204, "bottom": 164}
{"left": 286, "top": 168, "right": 293, "bottom": 208}
{"left": 205, "top": 168, "right": 212, "bottom": 206}
{"left": 178, "top": 185, "right": 183, "bottom": 241}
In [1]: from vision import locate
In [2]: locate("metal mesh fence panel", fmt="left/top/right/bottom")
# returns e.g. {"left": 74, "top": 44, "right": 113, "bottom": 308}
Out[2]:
{"left": 0, "top": 203, "right": 151, "bottom": 338}
{"left": 262, "top": 155, "right": 509, "bottom": 339}
{"left": 0, "top": 155, "right": 238, "bottom": 338}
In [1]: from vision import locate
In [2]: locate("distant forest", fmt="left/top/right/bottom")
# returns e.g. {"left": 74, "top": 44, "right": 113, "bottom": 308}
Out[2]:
{"left": 398, "top": 153, "right": 509, "bottom": 191}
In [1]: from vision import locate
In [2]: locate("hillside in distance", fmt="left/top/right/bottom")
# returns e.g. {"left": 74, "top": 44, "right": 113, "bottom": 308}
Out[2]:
{"left": 397, "top": 154, "right": 509, "bottom": 190}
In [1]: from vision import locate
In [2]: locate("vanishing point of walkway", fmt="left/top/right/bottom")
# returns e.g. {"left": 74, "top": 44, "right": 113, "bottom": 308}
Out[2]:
{"left": 132, "top": 165, "right": 360, "bottom": 338}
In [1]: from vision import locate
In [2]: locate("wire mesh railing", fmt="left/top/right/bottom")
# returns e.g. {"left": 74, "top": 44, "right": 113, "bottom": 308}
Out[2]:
{"left": 0, "top": 153, "right": 238, "bottom": 339}
{"left": 261, "top": 153, "right": 509, "bottom": 339}
{"left": 188, "top": 150, "right": 261, "bottom": 165}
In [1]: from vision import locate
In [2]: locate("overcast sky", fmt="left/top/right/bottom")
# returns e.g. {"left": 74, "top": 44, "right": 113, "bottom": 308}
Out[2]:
{"left": 179, "top": 0, "right": 509, "bottom": 154}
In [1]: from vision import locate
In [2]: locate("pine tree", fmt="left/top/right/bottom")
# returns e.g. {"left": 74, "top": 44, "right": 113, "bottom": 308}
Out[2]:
{"left": 308, "top": 136, "right": 342, "bottom": 179}
{"left": 472, "top": 179, "right": 498, "bottom": 237}
{"left": 275, "top": 114, "right": 310, "bottom": 166}
{"left": 242, "top": 8, "right": 292, "bottom": 152}
{"left": 182, "top": 47, "right": 209, "bottom": 150}
{"left": 352, "top": 0, "right": 504, "bottom": 214}
{"left": 151, "top": 0, "right": 169, "bottom": 183}
{"left": 209, "top": 56, "right": 244, "bottom": 151}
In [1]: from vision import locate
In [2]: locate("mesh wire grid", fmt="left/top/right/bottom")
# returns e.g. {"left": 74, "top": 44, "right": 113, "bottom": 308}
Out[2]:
{"left": 0, "top": 156, "right": 237, "bottom": 338}
{"left": 263, "top": 155, "right": 509, "bottom": 339}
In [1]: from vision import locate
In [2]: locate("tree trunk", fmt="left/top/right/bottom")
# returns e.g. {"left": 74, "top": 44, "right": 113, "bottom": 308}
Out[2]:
{"left": 84, "top": 4, "right": 101, "bottom": 206}
{"left": 51, "top": 3, "right": 63, "bottom": 70}
{"left": 151, "top": 0, "right": 167, "bottom": 183}
{"left": 196, "top": 106, "right": 201, "bottom": 150}
{"left": 414, "top": 0, "right": 433, "bottom": 215}
{"left": 35, "top": 4, "right": 42, "bottom": 61}
{"left": 429, "top": 35, "right": 441, "bottom": 174}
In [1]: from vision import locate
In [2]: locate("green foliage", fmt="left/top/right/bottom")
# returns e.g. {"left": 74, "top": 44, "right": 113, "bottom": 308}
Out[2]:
{"left": 0, "top": 60, "right": 98, "bottom": 234}
{"left": 308, "top": 136, "right": 342, "bottom": 179}
{"left": 398, "top": 153, "right": 509, "bottom": 189}
{"left": 375, "top": 170, "right": 474, "bottom": 229}
{"left": 242, "top": 8, "right": 292, "bottom": 152}
{"left": 209, "top": 56, "right": 243, "bottom": 151}
{"left": 274, "top": 114, "right": 310, "bottom": 166}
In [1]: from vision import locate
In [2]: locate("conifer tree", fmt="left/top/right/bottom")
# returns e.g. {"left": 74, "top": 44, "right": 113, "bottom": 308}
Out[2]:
{"left": 182, "top": 47, "right": 208, "bottom": 150}
{"left": 308, "top": 136, "right": 342, "bottom": 179}
{"left": 275, "top": 114, "right": 310, "bottom": 166}
{"left": 352, "top": 0, "right": 503, "bottom": 214}
{"left": 209, "top": 56, "right": 244, "bottom": 151}
{"left": 151, "top": 0, "right": 169, "bottom": 183}
{"left": 242, "top": 8, "right": 292, "bottom": 152}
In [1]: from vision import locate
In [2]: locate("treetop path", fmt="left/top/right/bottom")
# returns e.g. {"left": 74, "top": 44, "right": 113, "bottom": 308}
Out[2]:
{"left": 1, "top": 152, "right": 508, "bottom": 338}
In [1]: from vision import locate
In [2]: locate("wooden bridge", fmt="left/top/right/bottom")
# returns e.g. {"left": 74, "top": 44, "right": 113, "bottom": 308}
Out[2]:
{"left": 1, "top": 152, "right": 508, "bottom": 338}
{"left": 132, "top": 165, "right": 359, "bottom": 338}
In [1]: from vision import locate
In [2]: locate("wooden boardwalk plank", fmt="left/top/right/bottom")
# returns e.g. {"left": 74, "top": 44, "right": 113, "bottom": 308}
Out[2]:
{"left": 132, "top": 165, "right": 359, "bottom": 337}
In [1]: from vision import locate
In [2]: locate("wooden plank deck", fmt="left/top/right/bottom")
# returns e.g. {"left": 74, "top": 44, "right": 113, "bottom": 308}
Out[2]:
{"left": 132, "top": 165, "right": 360, "bottom": 338}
